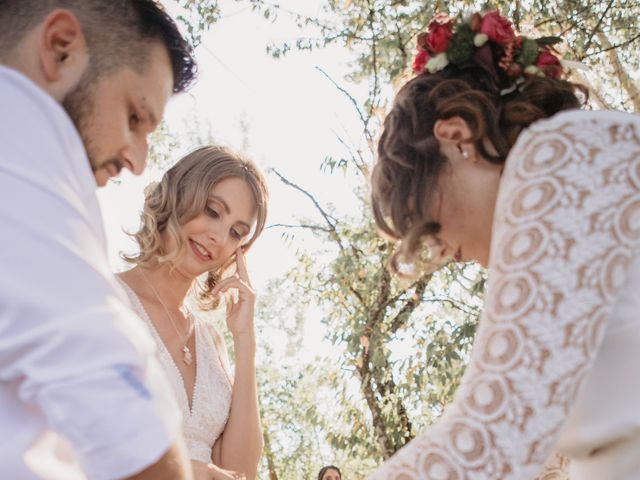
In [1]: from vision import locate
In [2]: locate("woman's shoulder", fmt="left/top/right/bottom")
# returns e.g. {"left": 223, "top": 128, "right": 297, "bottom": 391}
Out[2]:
{"left": 505, "top": 109, "right": 640, "bottom": 181}
{"left": 523, "top": 109, "right": 640, "bottom": 137}
{"left": 114, "top": 272, "right": 135, "bottom": 301}
{"left": 114, "top": 272, "right": 148, "bottom": 319}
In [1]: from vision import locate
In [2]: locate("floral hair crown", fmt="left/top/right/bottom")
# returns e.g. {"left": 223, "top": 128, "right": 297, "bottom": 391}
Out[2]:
{"left": 412, "top": 11, "right": 565, "bottom": 94}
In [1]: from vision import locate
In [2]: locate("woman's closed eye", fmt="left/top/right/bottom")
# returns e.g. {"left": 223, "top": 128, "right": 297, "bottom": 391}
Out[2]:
{"left": 230, "top": 228, "right": 242, "bottom": 240}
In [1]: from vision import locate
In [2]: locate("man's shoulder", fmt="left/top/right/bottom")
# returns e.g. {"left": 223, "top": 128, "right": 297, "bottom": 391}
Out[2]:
{"left": 0, "top": 65, "right": 66, "bottom": 128}
{"left": 0, "top": 66, "right": 92, "bottom": 194}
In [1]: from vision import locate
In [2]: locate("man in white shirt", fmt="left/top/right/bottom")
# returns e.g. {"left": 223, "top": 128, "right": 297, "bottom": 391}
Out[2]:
{"left": 0, "top": 2, "right": 202, "bottom": 479}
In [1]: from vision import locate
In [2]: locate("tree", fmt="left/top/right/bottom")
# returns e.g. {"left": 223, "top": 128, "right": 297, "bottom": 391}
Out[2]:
{"left": 171, "top": 0, "right": 640, "bottom": 471}
{"left": 237, "top": 0, "right": 639, "bottom": 111}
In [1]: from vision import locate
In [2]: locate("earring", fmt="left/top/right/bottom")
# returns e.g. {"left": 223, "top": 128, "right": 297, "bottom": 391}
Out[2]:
{"left": 457, "top": 144, "right": 470, "bottom": 159}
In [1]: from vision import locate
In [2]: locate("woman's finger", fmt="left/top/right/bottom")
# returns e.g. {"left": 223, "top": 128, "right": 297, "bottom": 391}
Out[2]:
{"left": 212, "top": 276, "right": 252, "bottom": 297}
{"left": 234, "top": 247, "right": 252, "bottom": 285}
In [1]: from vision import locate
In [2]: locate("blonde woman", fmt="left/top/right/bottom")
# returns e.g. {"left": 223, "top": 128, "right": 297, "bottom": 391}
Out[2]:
{"left": 117, "top": 146, "right": 268, "bottom": 480}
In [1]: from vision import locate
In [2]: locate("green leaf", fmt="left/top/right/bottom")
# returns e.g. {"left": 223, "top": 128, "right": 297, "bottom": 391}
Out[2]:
{"left": 517, "top": 37, "right": 540, "bottom": 66}
{"left": 447, "top": 23, "right": 476, "bottom": 66}
{"left": 535, "top": 36, "right": 563, "bottom": 46}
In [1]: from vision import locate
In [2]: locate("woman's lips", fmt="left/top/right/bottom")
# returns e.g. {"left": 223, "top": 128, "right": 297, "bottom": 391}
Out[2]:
{"left": 189, "top": 239, "right": 212, "bottom": 261}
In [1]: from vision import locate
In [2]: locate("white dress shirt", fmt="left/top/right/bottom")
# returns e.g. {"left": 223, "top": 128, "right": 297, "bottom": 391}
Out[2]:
{"left": 0, "top": 66, "right": 181, "bottom": 479}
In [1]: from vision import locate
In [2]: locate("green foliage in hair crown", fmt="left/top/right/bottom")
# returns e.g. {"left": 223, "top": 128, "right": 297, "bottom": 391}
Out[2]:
{"left": 412, "top": 11, "right": 565, "bottom": 95}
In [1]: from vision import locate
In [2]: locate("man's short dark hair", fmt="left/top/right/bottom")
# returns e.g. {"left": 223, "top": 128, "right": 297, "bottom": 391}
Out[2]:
{"left": 0, "top": 0, "right": 197, "bottom": 92}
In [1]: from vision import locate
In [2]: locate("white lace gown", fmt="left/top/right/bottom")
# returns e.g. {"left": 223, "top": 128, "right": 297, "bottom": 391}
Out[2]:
{"left": 368, "top": 110, "right": 640, "bottom": 479}
{"left": 119, "top": 281, "right": 233, "bottom": 464}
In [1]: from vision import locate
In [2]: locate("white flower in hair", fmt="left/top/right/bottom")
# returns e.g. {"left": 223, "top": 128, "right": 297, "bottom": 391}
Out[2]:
{"left": 426, "top": 52, "right": 449, "bottom": 73}
{"left": 474, "top": 33, "right": 489, "bottom": 47}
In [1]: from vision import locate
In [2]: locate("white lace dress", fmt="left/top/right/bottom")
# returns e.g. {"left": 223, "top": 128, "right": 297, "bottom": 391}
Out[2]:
{"left": 119, "top": 281, "right": 233, "bottom": 464}
{"left": 368, "top": 110, "right": 640, "bottom": 479}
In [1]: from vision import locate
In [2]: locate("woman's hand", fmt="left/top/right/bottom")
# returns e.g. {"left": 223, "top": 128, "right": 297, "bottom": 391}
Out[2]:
{"left": 207, "top": 463, "right": 246, "bottom": 480}
{"left": 192, "top": 460, "right": 246, "bottom": 480}
{"left": 212, "top": 248, "right": 256, "bottom": 339}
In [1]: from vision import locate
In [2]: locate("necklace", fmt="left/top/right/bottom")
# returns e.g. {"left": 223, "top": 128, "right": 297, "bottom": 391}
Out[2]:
{"left": 139, "top": 268, "right": 195, "bottom": 366}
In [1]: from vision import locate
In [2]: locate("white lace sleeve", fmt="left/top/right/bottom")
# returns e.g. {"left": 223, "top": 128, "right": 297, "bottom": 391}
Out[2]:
{"left": 534, "top": 452, "right": 570, "bottom": 480}
{"left": 368, "top": 112, "right": 640, "bottom": 479}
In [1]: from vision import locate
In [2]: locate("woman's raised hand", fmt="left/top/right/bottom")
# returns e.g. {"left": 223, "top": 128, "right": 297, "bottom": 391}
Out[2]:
{"left": 212, "top": 248, "right": 256, "bottom": 339}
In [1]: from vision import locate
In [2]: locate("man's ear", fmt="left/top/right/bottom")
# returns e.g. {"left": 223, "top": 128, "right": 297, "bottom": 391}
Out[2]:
{"left": 37, "top": 9, "right": 87, "bottom": 85}
{"left": 433, "top": 116, "right": 472, "bottom": 145}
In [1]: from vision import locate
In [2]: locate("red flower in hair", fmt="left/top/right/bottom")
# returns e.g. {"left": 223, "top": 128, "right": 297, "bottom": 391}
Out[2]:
{"left": 425, "top": 13, "right": 454, "bottom": 53}
{"left": 412, "top": 48, "right": 430, "bottom": 73}
{"left": 535, "top": 48, "right": 563, "bottom": 78}
{"left": 408, "top": 10, "right": 568, "bottom": 84}
{"left": 480, "top": 10, "right": 515, "bottom": 45}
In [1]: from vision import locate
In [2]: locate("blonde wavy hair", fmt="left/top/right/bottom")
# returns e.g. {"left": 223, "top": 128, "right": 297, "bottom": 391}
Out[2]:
{"left": 123, "top": 145, "right": 269, "bottom": 310}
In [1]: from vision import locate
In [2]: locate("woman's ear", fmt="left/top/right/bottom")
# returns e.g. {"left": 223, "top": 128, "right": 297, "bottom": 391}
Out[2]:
{"left": 433, "top": 116, "right": 472, "bottom": 145}
{"left": 434, "top": 116, "right": 478, "bottom": 164}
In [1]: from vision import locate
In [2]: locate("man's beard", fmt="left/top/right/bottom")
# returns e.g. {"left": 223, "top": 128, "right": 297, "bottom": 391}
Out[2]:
{"left": 61, "top": 68, "right": 122, "bottom": 179}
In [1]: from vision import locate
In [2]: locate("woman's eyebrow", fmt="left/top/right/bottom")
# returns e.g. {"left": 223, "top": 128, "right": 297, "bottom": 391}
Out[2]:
{"left": 208, "top": 195, "right": 230, "bottom": 213}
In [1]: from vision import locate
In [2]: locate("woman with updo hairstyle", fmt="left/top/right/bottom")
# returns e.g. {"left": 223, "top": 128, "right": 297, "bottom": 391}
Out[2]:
{"left": 118, "top": 145, "right": 268, "bottom": 480}
{"left": 369, "top": 10, "right": 640, "bottom": 480}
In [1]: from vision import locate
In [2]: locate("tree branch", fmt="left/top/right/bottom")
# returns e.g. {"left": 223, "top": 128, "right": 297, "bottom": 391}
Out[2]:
{"left": 267, "top": 223, "right": 332, "bottom": 233}
{"left": 315, "top": 66, "right": 374, "bottom": 145}
{"left": 330, "top": 129, "right": 369, "bottom": 177}
{"left": 582, "top": 0, "right": 615, "bottom": 56}
{"left": 270, "top": 168, "right": 345, "bottom": 251}
{"left": 582, "top": 32, "right": 640, "bottom": 58}
{"left": 388, "top": 277, "right": 429, "bottom": 334}
{"left": 596, "top": 31, "right": 640, "bottom": 111}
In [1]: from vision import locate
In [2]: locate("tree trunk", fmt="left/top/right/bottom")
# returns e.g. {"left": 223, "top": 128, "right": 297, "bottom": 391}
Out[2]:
{"left": 262, "top": 424, "right": 279, "bottom": 480}
{"left": 597, "top": 31, "right": 640, "bottom": 111}
{"left": 357, "top": 359, "right": 396, "bottom": 458}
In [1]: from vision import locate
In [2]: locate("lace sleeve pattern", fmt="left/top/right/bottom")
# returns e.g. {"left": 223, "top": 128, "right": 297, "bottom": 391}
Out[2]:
{"left": 534, "top": 452, "right": 570, "bottom": 480}
{"left": 368, "top": 112, "right": 640, "bottom": 479}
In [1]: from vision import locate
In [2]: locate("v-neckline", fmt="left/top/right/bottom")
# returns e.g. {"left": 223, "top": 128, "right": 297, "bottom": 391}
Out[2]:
{"left": 119, "top": 278, "right": 200, "bottom": 415}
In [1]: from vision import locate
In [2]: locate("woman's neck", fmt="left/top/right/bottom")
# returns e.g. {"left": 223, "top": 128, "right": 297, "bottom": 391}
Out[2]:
{"left": 134, "top": 264, "right": 193, "bottom": 311}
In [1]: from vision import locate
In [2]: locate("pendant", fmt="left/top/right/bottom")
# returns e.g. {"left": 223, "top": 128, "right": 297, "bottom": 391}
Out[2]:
{"left": 183, "top": 345, "right": 193, "bottom": 365}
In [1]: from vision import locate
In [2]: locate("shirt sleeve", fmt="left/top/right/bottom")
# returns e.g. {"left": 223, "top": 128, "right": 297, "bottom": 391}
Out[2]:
{"left": 0, "top": 148, "right": 181, "bottom": 478}
{"left": 367, "top": 113, "right": 640, "bottom": 479}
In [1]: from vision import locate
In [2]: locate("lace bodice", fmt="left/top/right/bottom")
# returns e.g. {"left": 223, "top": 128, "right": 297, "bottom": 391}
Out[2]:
{"left": 119, "top": 281, "right": 233, "bottom": 464}
{"left": 368, "top": 110, "right": 640, "bottom": 479}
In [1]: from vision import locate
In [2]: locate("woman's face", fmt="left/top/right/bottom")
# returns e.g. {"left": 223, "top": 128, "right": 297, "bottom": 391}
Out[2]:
{"left": 321, "top": 468, "right": 341, "bottom": 480}
{"left": 430, "top": 151, "right": 503, "bottom": 267}
{"left": 166, "top": 176, "right": 257, "bottom": 278}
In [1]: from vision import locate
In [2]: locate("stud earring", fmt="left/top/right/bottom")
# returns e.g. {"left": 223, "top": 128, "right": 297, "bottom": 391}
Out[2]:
{"left": 457, "top": 144, "right": 470, "bottom": 159}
